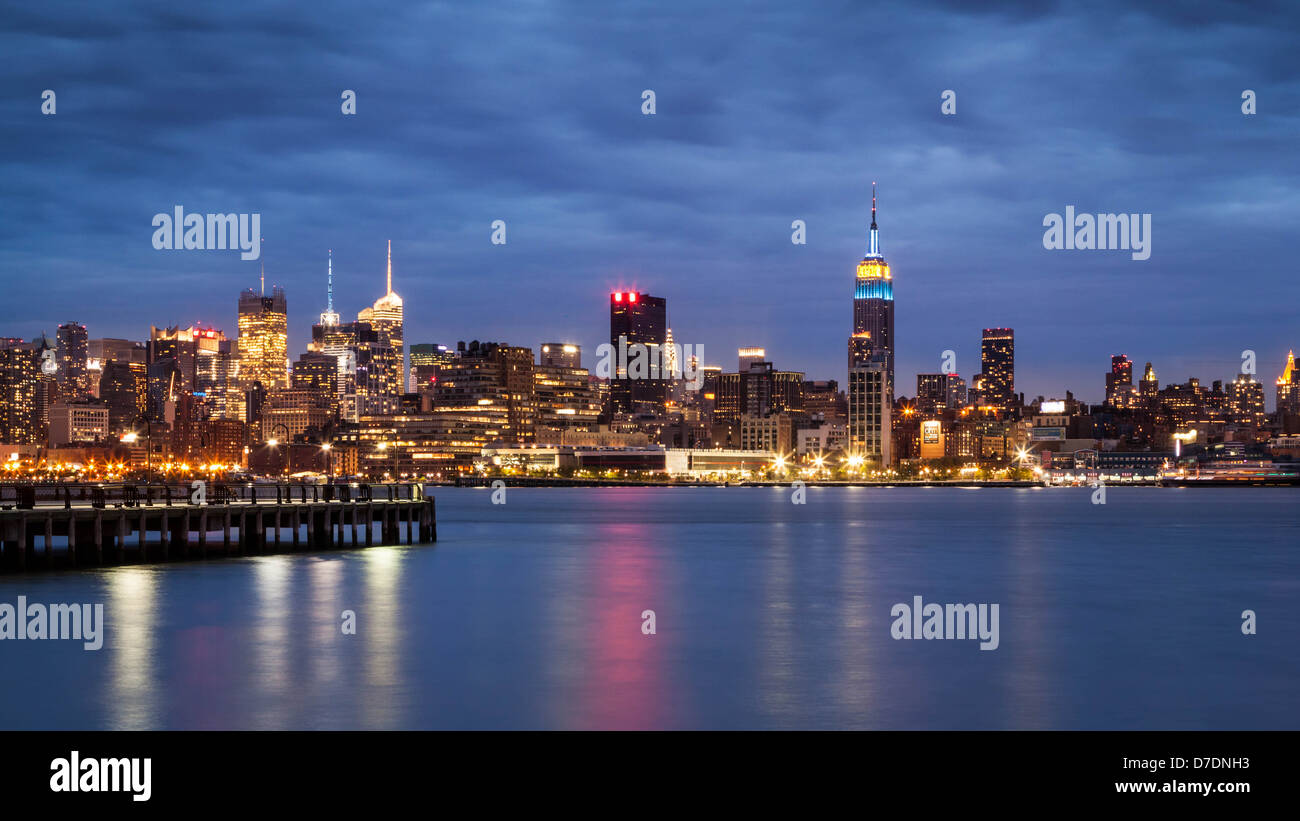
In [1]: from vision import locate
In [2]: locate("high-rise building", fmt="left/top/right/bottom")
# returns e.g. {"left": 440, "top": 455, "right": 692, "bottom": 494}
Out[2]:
{"left": 1277, "top": 350, "right": 1300, "bottom": 416}
{"left": 1227, "top": 372, "right": 1267, "bottom": 427}
{"left": 434, "top": 341, "right": 536, "bottom": 444}
{"left": 848, "top": 355, "right": 892, "bottom": 466}
{"left": 238, "top": 283, "right": 289, "bottom": 401}
{"left": 534, "top": 361, "right": 600, "bottom": 433}
{"left": 609, "top": 290, "right": 668, "bottom": 415}
{"left": 410, "top": 343, "right": 455, "bottom": 396}
{"left": 357, "top": 241, "right": 405, "bottom": 399}
{"left": 0, "top": 340, "right": 41, "bottom": 445}
{"left": 49, "top": 402, "right": 109, "bottom": 446}
{"left": 98, "top": 360, "right": 148, "bottom": 434}
{"left": 916, "top": 373, "right": 968, "bottom": 414}
{"left": 803, "top": 380, "right": 847, "bottom": 426}
{"left": 1139, "top": 362, "right": 1159, "bottom": 408}
{"left": 293, "top": 351, "right": 342, "bottom": 415}
{"left": 148, "top": 326, "right": 197, "bottom": 395}
{"left": 147, "top": 356, "right": 182, "bottom": 423}
{"left": 846, "top": 186, "right": 894, "bottom": 464}
{"left": 539, "top": 343, "right": 581, "bottom": 370}
{"left": 980, "top": 328, "right": 1015, "bottom": 413}
{"left": 56, "top": 322, "right": 90, "bottom": 401}
{"left": 1106, "top": 354, "right": 1137, "bottom": 408}
{"left": 849, "top": 186, "right": 894, "bottom": 385}
{"left": 738, "top": 347, "right": 766, "bottom": 373}
{"left": 89, "top": 338, "right": 147, "bottom": 366}
{"left": 259, "top": 388, "right": 333, "bottom": 442}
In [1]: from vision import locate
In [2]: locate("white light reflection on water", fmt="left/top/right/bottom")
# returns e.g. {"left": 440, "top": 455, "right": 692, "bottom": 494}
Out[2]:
{"left": 105, "top": 566, "right": 159, "bottom": 730}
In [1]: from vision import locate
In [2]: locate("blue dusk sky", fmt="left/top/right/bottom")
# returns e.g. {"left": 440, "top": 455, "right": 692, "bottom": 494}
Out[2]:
{"left": 1, "top": 0, "right": 1298, "bottom": 405}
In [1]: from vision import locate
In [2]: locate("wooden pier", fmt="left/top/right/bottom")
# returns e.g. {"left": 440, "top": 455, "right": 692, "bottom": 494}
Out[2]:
{"left": 0, "top": 482, "right": 436, "bottom": 573}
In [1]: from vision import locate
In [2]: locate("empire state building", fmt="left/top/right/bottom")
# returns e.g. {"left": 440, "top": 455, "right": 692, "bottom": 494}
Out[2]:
{"left": 847, "top": 184, "right": 893, "bottom": 466}
{"left": 848, "top": 184, "right": 893, "bottom": 380}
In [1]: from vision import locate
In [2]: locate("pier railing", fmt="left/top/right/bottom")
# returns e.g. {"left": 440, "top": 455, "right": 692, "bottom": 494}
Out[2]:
{"left": 0, "top": 482, "right": 436, "bottom": 572}
{"left": 0, "top": 482, "right": 425, "bottom": 510}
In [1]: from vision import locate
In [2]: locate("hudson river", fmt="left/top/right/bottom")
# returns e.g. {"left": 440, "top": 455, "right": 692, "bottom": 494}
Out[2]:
{"left": 1, "top": 487, "right": 1296, "bottom": 729}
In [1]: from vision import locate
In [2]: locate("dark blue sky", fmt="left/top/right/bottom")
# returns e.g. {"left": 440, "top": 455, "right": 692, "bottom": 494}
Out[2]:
{"left": 2, "top": 0, "right": 1298, "bottom": 405}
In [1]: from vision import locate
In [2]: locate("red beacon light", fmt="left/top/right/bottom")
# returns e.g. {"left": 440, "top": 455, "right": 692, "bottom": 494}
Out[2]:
{"left": 628, "top": 292, "right": 638, "bottom": 303}
{"left": 613, "top": 292, "right": 623, "bottom": 302}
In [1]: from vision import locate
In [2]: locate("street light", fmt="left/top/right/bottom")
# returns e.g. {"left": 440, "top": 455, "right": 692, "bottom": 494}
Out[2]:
{"left": 268, "top": 423, "right": 289, "bottom": 477}
{"left": 123, "top": 415, "right": 152, "bottom": 482}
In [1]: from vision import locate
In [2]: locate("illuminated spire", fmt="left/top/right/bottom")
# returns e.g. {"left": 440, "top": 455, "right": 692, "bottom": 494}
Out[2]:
{"left": 320, "top": 250, "right": 340, "bottom": 327}
{"left": 260, "top": 262, "right": 265, "bottom": 297}
{"left": 868, "top": 182, "right": 880, "bottom": 257}
{"left": 386, "top": 239, "right": 392, "bottom": 295}
{"left": 1280, "top": 350, "right": 1296, "bottom": 386}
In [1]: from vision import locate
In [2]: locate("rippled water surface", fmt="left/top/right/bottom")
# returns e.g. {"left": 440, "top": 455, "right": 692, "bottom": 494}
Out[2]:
{"left": 1, "top": 486, "right": 1296, "bottom": 729}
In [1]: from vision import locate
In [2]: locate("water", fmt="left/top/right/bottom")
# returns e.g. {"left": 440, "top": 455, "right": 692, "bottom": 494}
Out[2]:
{"left": 0, "top": 486, "right": 1296, "bottom": 730}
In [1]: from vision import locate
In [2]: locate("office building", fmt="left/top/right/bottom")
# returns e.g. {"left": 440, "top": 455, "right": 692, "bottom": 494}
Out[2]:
{"left": 609, "top": 290, "right": 668, "bottom": 414}
{"left": 56, "top": 322, "right": 90, "bottom": 401}
{"left": 980, "top": 328, "right": 1015, "bottom": 413}
{"left": 238, "top": 283, "right": 289, "bottom": 398}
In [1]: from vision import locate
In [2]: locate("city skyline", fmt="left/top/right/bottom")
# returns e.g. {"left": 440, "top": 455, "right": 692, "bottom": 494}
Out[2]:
{"left": 3, "top": 1, "right": 1298, "bottom": 405}
{"left": 5, "top": 229, "right": 1295, "bottom": 412}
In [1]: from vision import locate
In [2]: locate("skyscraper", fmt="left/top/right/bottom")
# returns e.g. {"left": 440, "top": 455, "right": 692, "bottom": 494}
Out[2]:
{"left": 849, "top": 185, "right": 894, "bottom": 381}
{"left": 848, "top": 186, "right": 894, "bottom": 464}
{"left": 358, "top": 241, "right": 405, "bottom": 399}
{"left": 609, "top": 290, "right": 668, "bottom": 415}
{"left": 99, "top": 359, "right": 148, "bottom": 434}
{"left": 1277, "top": 350, "right": 1299, "bottom": 416}
{"left": 410, "top": 343, "right": 455, "bottom": 394}
{"left": 0, "top": 340, "right": 41, "bottom": 445}
{"left": 980, "top": 328, "right": 1015, "bottom": 413}
{"left": 849, "top": 356, "right": 892, "bottom": 466}
{"left": 1139, "top": 362, "right": 1159, "bottom": 408}
{"left": 539, "top": 343, "right": 581, "bottom": 369}
{"left": 1227, "top": 372, "right": 1266, "bottom": 427}
{"left": 56, "top": 322, "right": 89, "bottom": 401}
{"left": 1106, "top": 354, "right": 1137, "bottom": 408}
{"left": 237, "top": 281, "right": 288, "bottom": 404}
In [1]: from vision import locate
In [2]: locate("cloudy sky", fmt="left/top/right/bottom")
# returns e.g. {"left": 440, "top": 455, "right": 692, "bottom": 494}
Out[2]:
{"left": 2, "top": 0, "right": 1297, "bottom": 405}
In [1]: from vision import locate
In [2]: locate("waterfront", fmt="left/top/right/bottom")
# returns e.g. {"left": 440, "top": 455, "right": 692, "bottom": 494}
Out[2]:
{"left": 0, "top": 486, "right": 1296, "bottom": 730}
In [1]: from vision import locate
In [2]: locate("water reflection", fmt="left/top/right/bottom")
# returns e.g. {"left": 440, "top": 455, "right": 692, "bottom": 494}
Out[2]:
{"left": 106, "top": 567, "right": 159, "bottom": 730}
{"left": 361, "top": 547, "right": 405, "bottom": 728}
{"left": 758, "top": 522, "right": 797, "bottom": 723}
{"left": 251, "top": 556, "right": 292, "bottom": 728}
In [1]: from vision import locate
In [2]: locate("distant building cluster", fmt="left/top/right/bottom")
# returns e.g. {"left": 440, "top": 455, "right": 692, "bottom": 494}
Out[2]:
{"left": 3, "top": 205, "right": 1298, "bottom": 481}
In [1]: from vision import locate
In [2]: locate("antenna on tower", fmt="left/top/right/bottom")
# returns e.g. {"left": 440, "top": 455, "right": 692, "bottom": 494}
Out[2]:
{"left": 327, "top": 250, "right": 334, "bottom": 312}
{"left": 386, "top": 239, "right": 392, "bottom": 294}
{"left": 868, "top": 182, "right": 880, "bottom": 257}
